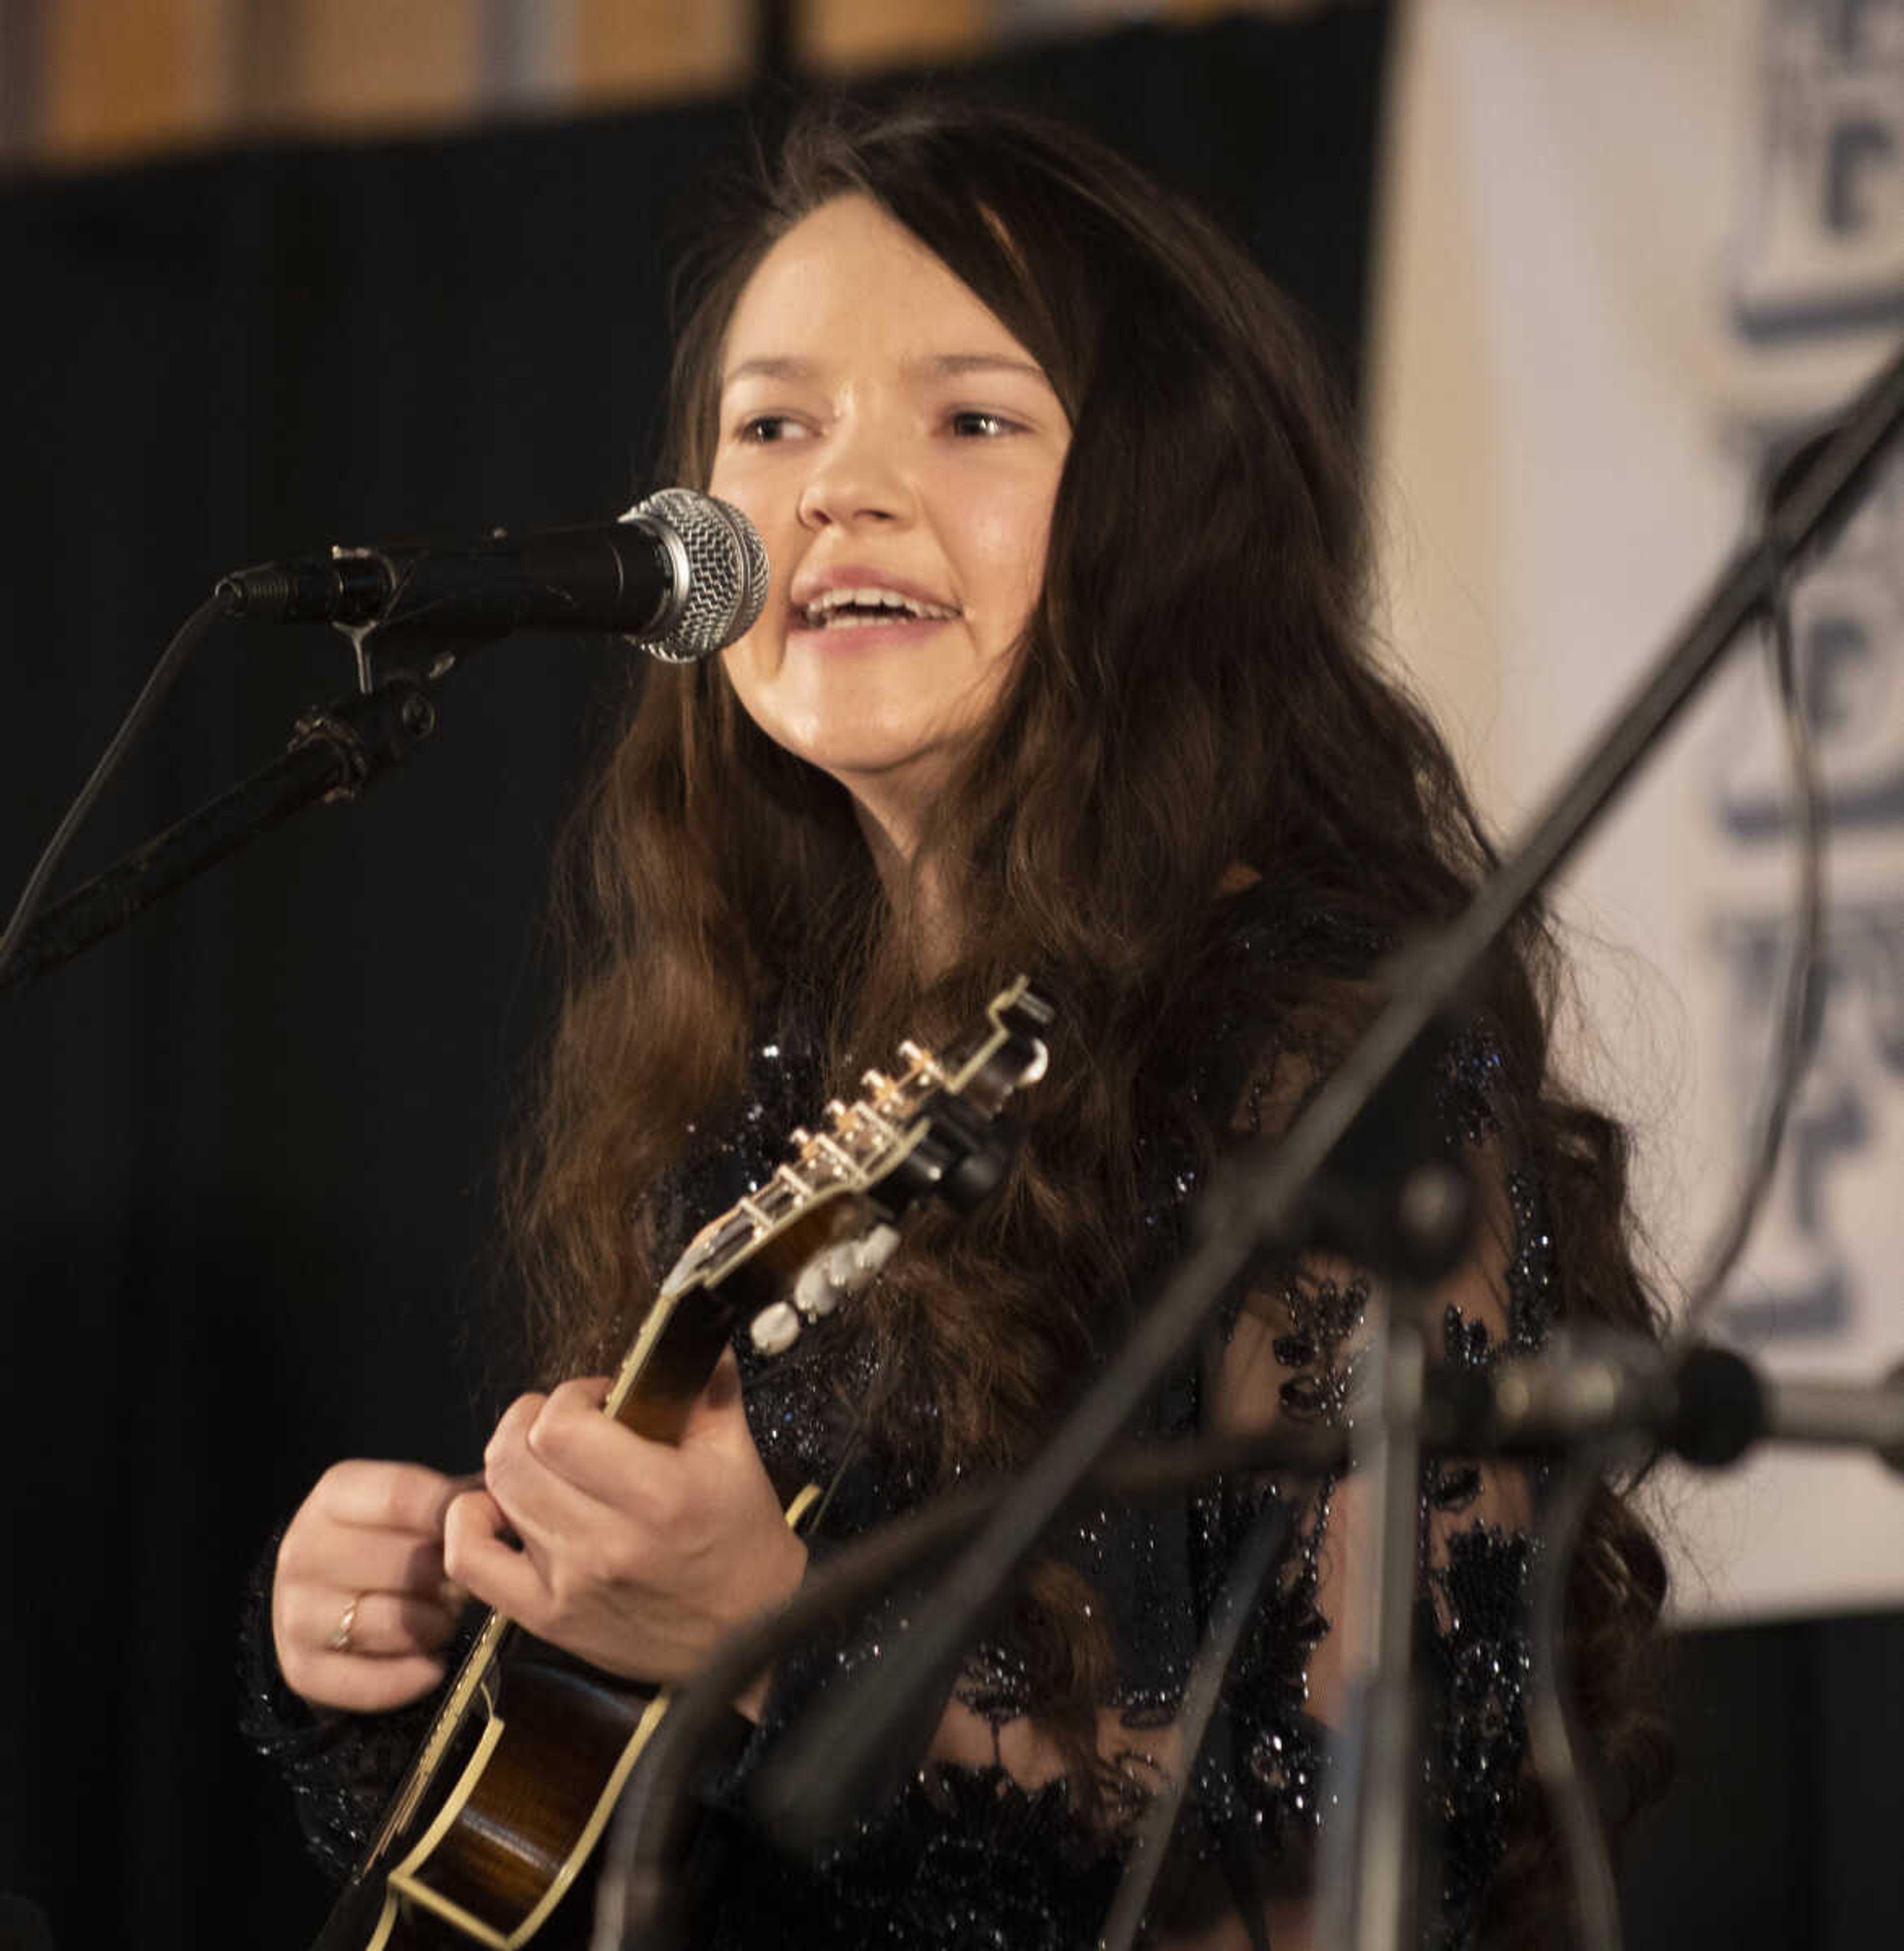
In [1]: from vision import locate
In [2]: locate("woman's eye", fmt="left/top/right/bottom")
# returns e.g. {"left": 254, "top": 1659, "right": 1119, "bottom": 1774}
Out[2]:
{"left": 949, "top": 410, "right": 1017, "bottom": 438}
{"left": 737, "top": 414, "right": 797, "bottom": 444}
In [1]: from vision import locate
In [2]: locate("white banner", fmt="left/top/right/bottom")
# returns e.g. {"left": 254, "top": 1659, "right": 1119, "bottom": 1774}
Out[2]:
{"left": 1375, "top": 0, "right": 1904, "bottom": 1620}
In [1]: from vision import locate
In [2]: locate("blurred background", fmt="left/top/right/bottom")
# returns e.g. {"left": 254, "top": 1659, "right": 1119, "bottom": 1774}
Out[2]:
{"left": 1, "top": 1, "right": 1900, "bottom": 1946}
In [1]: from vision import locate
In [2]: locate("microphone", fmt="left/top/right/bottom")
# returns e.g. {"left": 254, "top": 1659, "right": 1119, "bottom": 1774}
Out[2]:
{"left": 216, "top": 487, "right": 770, "bottom": 662}
{"left": 1427, "top": 1332, "right": 1904, "bottom": 1473}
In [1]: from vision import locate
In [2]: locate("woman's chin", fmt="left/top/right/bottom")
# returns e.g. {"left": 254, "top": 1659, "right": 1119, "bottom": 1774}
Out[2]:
{"left": 781, "top": 741, "right": 970, "bottom": 844}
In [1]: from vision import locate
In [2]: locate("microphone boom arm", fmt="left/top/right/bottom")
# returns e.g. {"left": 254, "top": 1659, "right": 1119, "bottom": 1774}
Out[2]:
{"left": 0, "top": 651, "right": 452, "bottom": 992}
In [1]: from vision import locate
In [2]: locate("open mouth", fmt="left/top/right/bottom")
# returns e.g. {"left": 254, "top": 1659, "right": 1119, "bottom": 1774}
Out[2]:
{"left": 796, "top": 585, "right": 960, "bottom": 630}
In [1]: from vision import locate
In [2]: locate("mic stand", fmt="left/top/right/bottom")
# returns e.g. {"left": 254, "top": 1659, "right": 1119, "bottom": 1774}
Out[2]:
{"left": 747, "top": 330, "right": 1904, "bottom": 1889}
{"left": 1320, "top": 1277, "right": 1430, "bottom": 1951}
{"left": 1265, "top": 1029, "right": 1482, "bottom": 1951}
{"left": 593, "top": 1424, "right": 1349, "bottom": 1951}
{"left": 1, "top": 624, "right": 479, "bottom": 992}
{"left": 596, "top": 1336, "right": 1904, "bottom": 1947}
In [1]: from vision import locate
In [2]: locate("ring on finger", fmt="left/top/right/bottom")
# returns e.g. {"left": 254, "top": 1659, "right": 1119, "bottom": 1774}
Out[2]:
{"left": 326, "top": 1593, "right": 364, "bottom": 1654}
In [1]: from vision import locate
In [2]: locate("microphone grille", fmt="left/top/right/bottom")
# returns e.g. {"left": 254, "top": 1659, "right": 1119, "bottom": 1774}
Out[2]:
{"left": 623, "top": 487, "right": 769, "bottom": 662}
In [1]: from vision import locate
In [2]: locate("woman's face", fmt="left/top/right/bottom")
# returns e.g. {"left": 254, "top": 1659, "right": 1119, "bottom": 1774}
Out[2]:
{"left": 708, "top": 194, "right": 1070, "bottom": 856}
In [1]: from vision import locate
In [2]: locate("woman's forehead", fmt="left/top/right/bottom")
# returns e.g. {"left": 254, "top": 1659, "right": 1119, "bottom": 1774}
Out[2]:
{"left": 718, "top": 195, "right": 1045, "bottom": 382}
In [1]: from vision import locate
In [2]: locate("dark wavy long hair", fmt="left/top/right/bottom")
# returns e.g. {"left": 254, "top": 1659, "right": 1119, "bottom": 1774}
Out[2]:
{"left": 502, "top": 99, "right": 1668, "bottom": 1936}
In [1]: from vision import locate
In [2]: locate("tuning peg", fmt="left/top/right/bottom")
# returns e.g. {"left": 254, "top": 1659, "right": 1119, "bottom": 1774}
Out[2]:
{"left": 749, "top": 1301, "right": 802, "bottom": 1356}
{"left": 790, "top": 1225, "right": 905, "bottom": 1323}
{"left": 860, "top": 1067, "right": 892, "bottom": 1096}
{"left": 858, "top": 1224, "right": 901, "bottom": 1275}
{"left": 794, "top": 1258, "right": 841, "bottom": 1320}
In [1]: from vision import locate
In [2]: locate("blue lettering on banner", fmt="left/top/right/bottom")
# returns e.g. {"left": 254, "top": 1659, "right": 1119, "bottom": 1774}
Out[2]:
{"left": 1714, "top": 2, "right": 1904, "bottom": 1339}
{"left": 1730, "top": 0, "right": 1904, "bottom": 341}
{"left": 1709, "top": 902, "right": 1904, "bottom": 1337}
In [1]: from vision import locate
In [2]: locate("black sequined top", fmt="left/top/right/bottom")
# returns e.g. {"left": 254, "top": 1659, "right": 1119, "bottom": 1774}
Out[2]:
{"left": 242, "top": 887, "right": 1552, "bottom": 1949}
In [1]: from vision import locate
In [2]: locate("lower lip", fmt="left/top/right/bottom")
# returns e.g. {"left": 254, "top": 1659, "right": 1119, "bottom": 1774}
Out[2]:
{"left": 787, "top": 616, "right": 956, "bottom": 652}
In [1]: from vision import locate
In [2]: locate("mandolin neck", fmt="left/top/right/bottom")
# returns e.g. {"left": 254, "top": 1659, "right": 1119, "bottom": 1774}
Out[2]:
{"left": 604, "top": 1283, "right": 741, "bottom": 1440}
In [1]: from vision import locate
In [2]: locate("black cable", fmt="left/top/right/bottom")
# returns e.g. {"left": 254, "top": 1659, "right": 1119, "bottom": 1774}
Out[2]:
{"left": 1525, "top": 454, "right": 1830, "bottom": 1948}
{"left": 1510, "top": 554, "right": 1822, "bottom": 1950}
{"left": 1526, "top": 1448, "right": 1624, "bottom": 1951}
{"left": 0, "top": 588, "right": 232, "bottom": 990}
{"left": 1519, "top": 471, "right": 1828, "bottom": 1940}
{"left": 1677, "top": 561, "right": 1823, "bottom": 1337}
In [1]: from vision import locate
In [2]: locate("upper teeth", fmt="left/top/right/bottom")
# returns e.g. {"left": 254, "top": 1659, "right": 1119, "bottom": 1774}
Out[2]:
{"left": 802, "top": 586, "right": 958, "bottom": 625}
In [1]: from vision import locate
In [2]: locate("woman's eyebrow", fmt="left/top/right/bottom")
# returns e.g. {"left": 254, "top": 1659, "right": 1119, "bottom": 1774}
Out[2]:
{"left": 912, "top": 353, "right": 1050, "bottom": 384}
{"left": 721, "top": 352, "right": 1051, "bottom": 390}
{"left": 721, "top": 355, "right": 819, "bottom": 390}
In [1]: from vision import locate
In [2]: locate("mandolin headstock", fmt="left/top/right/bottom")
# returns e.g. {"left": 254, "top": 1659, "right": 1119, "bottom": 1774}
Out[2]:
{"left": 610, "top": 977, "right": 1053, "bottom": 1412}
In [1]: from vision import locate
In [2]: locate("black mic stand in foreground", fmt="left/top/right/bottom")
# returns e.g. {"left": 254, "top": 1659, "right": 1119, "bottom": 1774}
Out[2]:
{"left": 594, "top": 336, "right": 1904, "bottom": 1948}
{"left": 595, "top": 1333, "right": 1904, "bottom": 1947}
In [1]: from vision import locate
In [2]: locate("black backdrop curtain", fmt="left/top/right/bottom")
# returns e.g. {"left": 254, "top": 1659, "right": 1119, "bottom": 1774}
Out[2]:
{"left": 1, "top": 7, "right": 1898, "bottom": 1949}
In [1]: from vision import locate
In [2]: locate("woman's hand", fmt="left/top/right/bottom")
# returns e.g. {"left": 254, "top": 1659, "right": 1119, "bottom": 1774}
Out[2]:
{"left": 445, "top": 1351, "right": 805, "bottom": 1697}
{"left": 271, "top": 1461, "right": 469, "bottom": 1714}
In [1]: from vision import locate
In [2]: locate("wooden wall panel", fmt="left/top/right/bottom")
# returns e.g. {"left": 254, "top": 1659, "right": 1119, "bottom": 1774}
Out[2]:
{"left": 571, "top": 0, "right": 752, "bottom": 103}
{"left": 10, "top": 0, "right": 1350, "bottom": 173}
{"left": 804, "top": 0, "right": 990, "bottom": 72}
{"left": 291, "top": 0, "right": 484, "bottom": 130}
{"left": 39, "top": 0, "right": 232, "bottom": 162}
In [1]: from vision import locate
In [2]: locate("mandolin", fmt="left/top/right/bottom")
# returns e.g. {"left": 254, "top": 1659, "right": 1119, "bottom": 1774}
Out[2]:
{"left": 309, "top": 977, "right": 1055, "bottom": 1951}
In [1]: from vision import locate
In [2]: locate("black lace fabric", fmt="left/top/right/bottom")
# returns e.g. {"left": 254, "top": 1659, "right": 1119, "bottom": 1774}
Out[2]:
{"left": 241, "top": 889, "right": 1548, "bottom": 1948}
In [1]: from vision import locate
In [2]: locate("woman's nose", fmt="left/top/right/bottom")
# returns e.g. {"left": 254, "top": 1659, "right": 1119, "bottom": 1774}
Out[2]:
{"left": 797, "top": 422, "right": 913, "bottom": 532}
